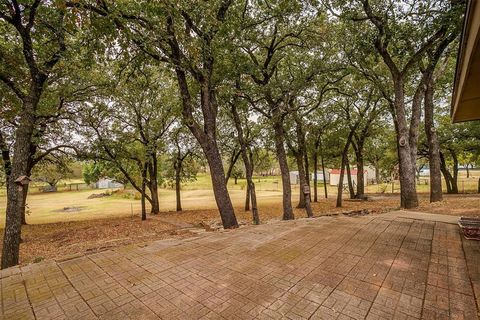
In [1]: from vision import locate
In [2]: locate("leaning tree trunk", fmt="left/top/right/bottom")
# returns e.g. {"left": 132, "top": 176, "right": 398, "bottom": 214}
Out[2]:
{"left": 176, "top": 69, "right": 238, "bottom": 229}
{"left": 2, "top": 107, "right": 36, "bottom": 269}
{"left": 203, "top": 143, "right": 239, "bottom": 228}
{"left": 345, "top": 157, "right": 355, "bottom": 199}
{"left": 424, "top": 76, "right": 443, "bottom": 202}
{"left": 272, "top": 116, "right": 294, "bottom": 220}
{"left": 336, "top": 157, "right": 347, "bottom": 208}
{"left": 440, "top": 152, "right": 454, "bottom": 194}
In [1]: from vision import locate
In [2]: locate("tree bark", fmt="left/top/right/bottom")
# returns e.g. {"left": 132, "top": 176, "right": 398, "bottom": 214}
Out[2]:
{"left": 272, "top": 116, "right": 294, "bottom": 220}
{"left": 355, "top": 148, "right": 366, "bottom": 199}
{"left": 304, "top": 149, "right": 311, "bottom": 202}
{"left": 230, "top": 100, "right": 259, "bottom": 224}
{"left": 295, "top": 153, "right": 307, "bottom": 208}
{"left": 225, "top": 149, "right": 241, "bottom": 184}
{"left": 141, "top": 161, "right": 148, "bottom": 220}
{"left": 2, "top": 104, "right": 36, "bottom": 269}
{"left": 336, "top": 130, "right": 356, "bottom": 207}
{"left": 392, "top": 80, "right": 419, "bottom": 209}
{"left": 303, "top": 185, "right": 313, "bottom": 218}
{"left": 166, "top": 12, "right": 238, "bottom": 229}
{"left": 175, "top": 161, "right": 182, "bottom": 211}
{"left": 345, "top": 157, "right": 355, "bottom": 199}
{"left": 424, "top": 75, "right": 443, "bottom": 202}
{"left": 174, "top": 68, "right": 238, "bottom": 229}
{"left": 320, "top": 138, "right": 328, "bottom": 199}
{"left": 450, "top": 149, "right": 459, "bottom": 194}
{"left": 440, "top": 151, "right": 453, "bottom": 194}
{"left": 20, "top": 185, "right": 29, "bottom": 225}
{"left": 336, "top": 155, "right": 347, "bottom": 208}
{"left": 148, "top": 156, "right": 160, "bottom": 214}
{"left": 313, "top": 141, "right": 318, "bottom": 202}
{"left": 244, "top": 182, "right": 250, "bottom": 211}
{"left": 290, "top": 112, "right": 309, "bottom": 211}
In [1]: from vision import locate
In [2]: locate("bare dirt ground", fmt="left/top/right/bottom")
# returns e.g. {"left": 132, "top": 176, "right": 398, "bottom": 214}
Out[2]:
{"left": 2, "top": 193, "right": 479, "bottom": 265}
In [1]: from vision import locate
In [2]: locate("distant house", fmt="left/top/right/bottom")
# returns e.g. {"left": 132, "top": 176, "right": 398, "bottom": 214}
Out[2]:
{"left": 329, "top": 169, "right": 369, "bottom": 186}
{"left": 290, "top": 170, "right": 330, "bottom": 185}
{"left": 289, "top": 171, "right": 300, "bottom": 184}
{"left": 96, "top": 178, "right": 124, "bottom": 189}
{"left": 311, "top": 171, "right": 330, "bottom": 182}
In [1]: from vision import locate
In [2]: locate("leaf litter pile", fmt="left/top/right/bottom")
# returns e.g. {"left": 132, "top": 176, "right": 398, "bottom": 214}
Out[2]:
{"left": 1, "top": 193, "right": 478, "bottom": 265}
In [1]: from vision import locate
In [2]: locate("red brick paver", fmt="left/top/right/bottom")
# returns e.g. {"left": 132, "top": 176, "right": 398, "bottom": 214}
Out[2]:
{"left": 1, "top": 211, "right": 479, "bottom": 319}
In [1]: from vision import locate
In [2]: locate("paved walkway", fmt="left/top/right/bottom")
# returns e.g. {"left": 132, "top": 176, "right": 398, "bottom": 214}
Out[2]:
{"left": 1, "top": 211, "right": 479, "bottom": 320}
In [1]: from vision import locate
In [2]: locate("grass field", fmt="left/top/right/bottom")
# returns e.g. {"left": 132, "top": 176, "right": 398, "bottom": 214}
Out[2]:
{"left": 0, "top": 173, "right": 479, "bottom": 226}
{"left": 0, "top": 173, "right": 478, "bottom": 265}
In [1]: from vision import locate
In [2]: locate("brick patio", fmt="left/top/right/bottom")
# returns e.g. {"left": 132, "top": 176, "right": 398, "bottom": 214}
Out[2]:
{"left": 1, "top": 211, "right": 479, "bottom": 320}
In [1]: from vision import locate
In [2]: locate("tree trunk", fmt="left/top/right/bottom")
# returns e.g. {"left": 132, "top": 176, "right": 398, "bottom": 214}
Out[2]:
{"left": 440, "top": 151, "right": 453, "bottom": 194}
{"left": 175, "top": 162, "right": 182, "bottom": 212}
{"left": 303, "top": 185, "right": 313, "bottom": 218}
{"left": 291, "top": 113, "right": 310, "bottom": 212}
{"left": 336, "top": 129, "right": 357, "bottom": 207}
{"left": 320, "top": 139, "right": 328, "bottom": 199}
{"left": 247, "top": 151, "right": 259, "bottom": 225}
{"left": 250, "top": 182, "right": 259, "bottom": 225}
{"left": 295, "top": 153, "right": 307, "bottom": 208}
{"left": 272, "top": 117, "right": 294, "bottom": 220}
{"left": 345, "top": 157, "right": 355, "bottom": 199}
{"left": 466, "top": 164, "right": 470, "bottom": 178}
{"left": 204, "top": 144, "right": 239, "bottom": 228}
{"left": 225, "top": 149, "right": 241, "bottom": 184}
{"left": 392, "top": 81, "right": 419, "bottom": 209}
{"left": 175, "top": 68, "right": 238, "bottom": 229}
{"left": 355, "top": 151, "right": 365, "bottom": 199}
{"left": 336, "top": 157, "right": 347, "bottom": 208}
{"left": 230, "top": 100, "right": 259, "bottom": 224}
{"left": 2, "top": 105, "right": 36, "bottom": 269}
{"left": 141, "top": 163, "right": 148, "bottom": 221}
{"left": 244, "top": 182, "right": 250, "bottom": 211}
{"left": 424, "top": 76, "right": 443, "bottom": 202}
{"left": 304, "top": 150, "right": 311, "bottom": 202}
{"left": 20, "top": 185, "right": 29, "bottom": 225}
{"left": 148, "top": 157, "right": 160, "bottom": 214}
{"left": 450, "top": 149, "right": 459, "bottom": 194}
{"left": 313, "top": 143, "right": 318, "bottom": 202}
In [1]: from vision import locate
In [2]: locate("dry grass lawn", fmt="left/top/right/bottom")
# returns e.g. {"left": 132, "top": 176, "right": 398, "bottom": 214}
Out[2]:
{"left": 0, "top": 189, "right": 477, "bottom": 265}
